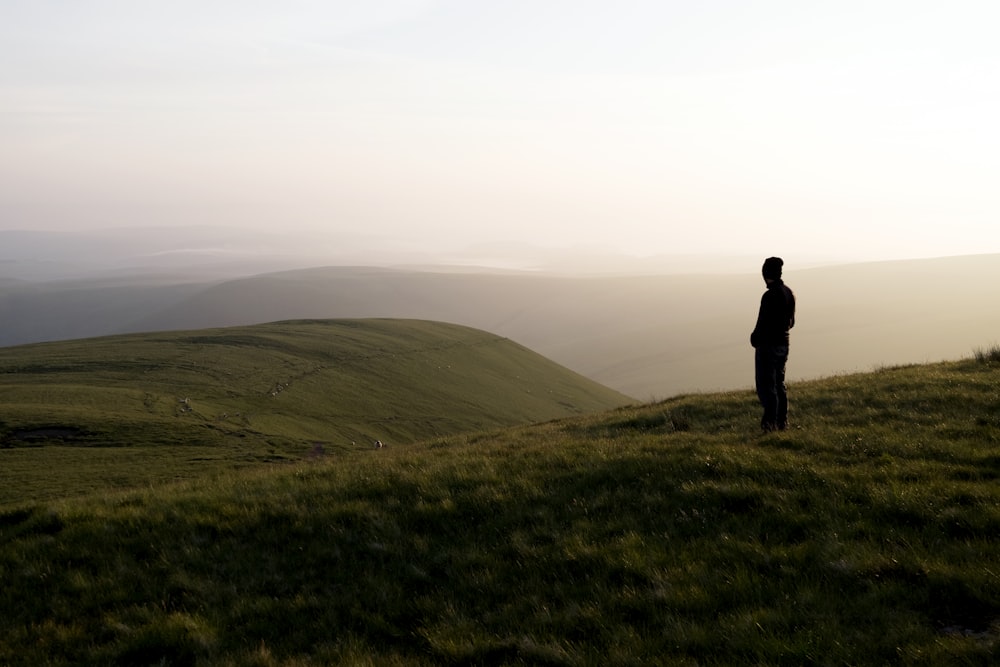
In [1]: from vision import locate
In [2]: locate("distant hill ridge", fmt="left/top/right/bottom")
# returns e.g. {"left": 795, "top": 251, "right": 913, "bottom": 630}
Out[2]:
{"left": 3, "top": 254, "right": 1000, "bottom": 398}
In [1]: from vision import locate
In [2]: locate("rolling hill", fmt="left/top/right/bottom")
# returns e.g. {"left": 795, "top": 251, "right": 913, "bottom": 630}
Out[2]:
{"left": 3, "top": 254, "right": 1000, "bottom": 399}
{"left": 0, "top": 319, "right": 632, "bottom": 505}
{"left": 1, "top": 356, "right": 998, "bottom": 665}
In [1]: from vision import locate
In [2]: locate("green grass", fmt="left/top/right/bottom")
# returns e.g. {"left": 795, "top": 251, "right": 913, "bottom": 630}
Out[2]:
{"left": 2, "top": 354, "right": 999, "bottom": 665}
{"left": 0, "top": 319, "right": 632, "bottom": 505}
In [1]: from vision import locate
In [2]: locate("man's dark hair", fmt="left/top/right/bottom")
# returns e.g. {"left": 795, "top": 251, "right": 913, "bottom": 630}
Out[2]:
{"left": 762, "top": 257, "right": 783, "bottom": 280}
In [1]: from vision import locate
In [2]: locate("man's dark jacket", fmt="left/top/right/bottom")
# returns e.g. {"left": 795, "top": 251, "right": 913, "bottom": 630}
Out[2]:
{"left": 750, "top": 279, "right": 796, "bottom": 347}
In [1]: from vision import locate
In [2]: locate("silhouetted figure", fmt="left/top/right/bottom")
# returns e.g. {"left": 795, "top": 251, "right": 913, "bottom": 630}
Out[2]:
{"left": 750, "top": 257, "right": 796, "bottom": 432}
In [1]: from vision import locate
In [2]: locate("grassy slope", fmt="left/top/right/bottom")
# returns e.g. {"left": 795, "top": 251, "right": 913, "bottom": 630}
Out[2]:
{"left": 0, "top": 319, "right": 632, "bottom": 506}
{"left": 1, "top": 358, "right": 998, "bottom": 665}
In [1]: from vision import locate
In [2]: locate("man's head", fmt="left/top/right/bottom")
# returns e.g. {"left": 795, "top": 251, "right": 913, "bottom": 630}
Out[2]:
{"left": 762, "top": 257, "right": 783, "bottom": 283}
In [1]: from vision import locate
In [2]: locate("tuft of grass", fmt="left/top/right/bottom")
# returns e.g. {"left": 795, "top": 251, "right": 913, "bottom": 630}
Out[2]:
{"left": 973, "top": 343, "right": 1000, "bottom": 364}
{"left": 1, "top": 358, "right": 999, "bottom": 664}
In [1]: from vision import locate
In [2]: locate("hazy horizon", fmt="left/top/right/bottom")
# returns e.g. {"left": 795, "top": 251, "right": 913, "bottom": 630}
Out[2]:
{"left": 4, "top": 2, "right": 1000, "bottom": 266}
{"left": 0, "top": 225, "right": 918, "bottom": 283}
{"left": 4, "top": 226, "right": 998, "bottom": 284}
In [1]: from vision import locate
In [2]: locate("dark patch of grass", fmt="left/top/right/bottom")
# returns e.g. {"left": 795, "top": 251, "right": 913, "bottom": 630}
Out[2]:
{"left": 8, "top": 426, "right": 92, "bottom": 444}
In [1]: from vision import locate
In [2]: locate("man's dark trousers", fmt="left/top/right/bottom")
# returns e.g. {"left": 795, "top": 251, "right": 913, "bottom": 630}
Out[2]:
{"left": 755, "top": 344, "right": 789, "bottom": 430}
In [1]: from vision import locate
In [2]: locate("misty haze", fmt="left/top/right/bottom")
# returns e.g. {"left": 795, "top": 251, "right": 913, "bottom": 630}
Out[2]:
{"left": 3, "top": 0, "right": 999, "bottom": 400}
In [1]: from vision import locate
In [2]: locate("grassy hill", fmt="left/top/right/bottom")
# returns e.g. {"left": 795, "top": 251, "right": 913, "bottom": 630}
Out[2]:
{"left": 1, "top": 355, "right": 998, "bottom": 664}
{"left": 0, "top": 319, "right": 632, "bottom": 506}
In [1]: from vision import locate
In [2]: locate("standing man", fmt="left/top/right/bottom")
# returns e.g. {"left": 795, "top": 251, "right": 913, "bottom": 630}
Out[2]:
{"left": 750, "top": 257, "right": 796, "bottom": 432}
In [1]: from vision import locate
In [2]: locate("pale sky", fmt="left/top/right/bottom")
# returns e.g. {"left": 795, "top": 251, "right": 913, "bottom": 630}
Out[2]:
{"left": 3, "top": 1, "right": 999, "bottom": 264}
